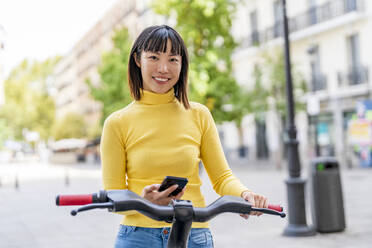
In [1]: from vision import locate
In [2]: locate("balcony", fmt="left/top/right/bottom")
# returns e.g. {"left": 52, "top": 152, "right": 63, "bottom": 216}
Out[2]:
{"left": 241, "top": 0, "right": 365, "bottom": 48}
{"left": 289, "top": 0, "right": 363, "bottom": 33}
{"left": 337, "top": 65, "right": 369, "bottom": 86}
{"left": 311, "top": 73, "right": 327, "bottom": 92}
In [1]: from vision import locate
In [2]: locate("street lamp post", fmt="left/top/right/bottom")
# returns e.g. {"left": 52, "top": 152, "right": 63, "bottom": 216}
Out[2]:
{"left": 281, "top": 0, "right": 316, "bottom": 237}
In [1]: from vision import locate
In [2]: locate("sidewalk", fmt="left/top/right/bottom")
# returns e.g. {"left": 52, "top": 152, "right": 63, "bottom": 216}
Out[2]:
{"left": 0, "top": 161, "right": 371, "bottom": 247}
{"left": 206, "top": 163, "right": 372, "bottom": 248}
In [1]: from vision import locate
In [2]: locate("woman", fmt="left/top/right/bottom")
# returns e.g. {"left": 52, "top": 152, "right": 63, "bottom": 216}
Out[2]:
{"left": 101, "top": 25, "right": 268, "bottom": 248}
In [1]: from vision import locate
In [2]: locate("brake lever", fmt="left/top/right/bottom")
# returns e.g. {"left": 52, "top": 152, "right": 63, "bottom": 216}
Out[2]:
{"left": 71, "top": 202, "right": 114, "bottom": 216}
{"left": 251, "top": 207, "right": 286, "bottom": 218}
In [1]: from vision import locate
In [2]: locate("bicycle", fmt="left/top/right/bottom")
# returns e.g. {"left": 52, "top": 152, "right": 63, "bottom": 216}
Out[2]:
{"left": 56, "top": 189, "right": 286, "bottom": 248}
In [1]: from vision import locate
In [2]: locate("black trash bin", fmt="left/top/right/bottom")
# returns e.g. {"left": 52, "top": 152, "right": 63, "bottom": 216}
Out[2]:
{"left": 310, "top": 157, "right": 346, "bottom": 233}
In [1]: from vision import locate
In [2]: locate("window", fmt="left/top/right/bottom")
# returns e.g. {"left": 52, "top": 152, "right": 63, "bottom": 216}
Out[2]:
{"left": 249, "top": 10, "right": 259, "bottom": 45}
{"left": 348, "top": 34, "right": 360, "bottom": 69}
{"left": 347, "top": 34, "right": 365, "bottom": 85}
{"left": 273, "top": 1, "right": 283, "bottom": 37}
{"left": 308, "top": 0, "right": 317, "bottom": 25}
{"left": 308, "top": 45, "right": 326, "bottom": 91}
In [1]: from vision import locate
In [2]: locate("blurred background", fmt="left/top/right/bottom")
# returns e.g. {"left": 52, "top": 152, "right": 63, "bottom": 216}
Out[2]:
{"left": 1, "top": 0, "right": 371, "bottom": 168}
{"left": 0, "top": 0, "right": 371, "bottom": 247}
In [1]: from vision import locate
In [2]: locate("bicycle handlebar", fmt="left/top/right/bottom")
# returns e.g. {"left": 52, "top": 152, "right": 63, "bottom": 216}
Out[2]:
{"left": 56, "top": 190, "right": 286, "bottom": 221}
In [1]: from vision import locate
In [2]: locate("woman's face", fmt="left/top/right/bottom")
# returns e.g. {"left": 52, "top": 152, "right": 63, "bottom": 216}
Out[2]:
{"left": 135, "top": 39, "right": 182, "bottom": 94}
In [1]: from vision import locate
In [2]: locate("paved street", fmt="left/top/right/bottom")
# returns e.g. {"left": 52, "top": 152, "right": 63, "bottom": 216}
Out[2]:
{"left": 0, "top": 160, "right": 371, "bottom": 248}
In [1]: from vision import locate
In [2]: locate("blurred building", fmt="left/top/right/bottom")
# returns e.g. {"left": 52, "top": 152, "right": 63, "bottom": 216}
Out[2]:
{"left": 0, "top": 24, "right": 5, "bottom": 106}
{"left": 227, "top": 0, "right": 372, "bottom": 167}
{"left": 53, "top": 0, "right": 165, "bottom": 126}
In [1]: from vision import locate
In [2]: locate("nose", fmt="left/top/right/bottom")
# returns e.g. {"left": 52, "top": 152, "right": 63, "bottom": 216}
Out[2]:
{"left": 157, "top": 60, "right": 169, "bottom": 73}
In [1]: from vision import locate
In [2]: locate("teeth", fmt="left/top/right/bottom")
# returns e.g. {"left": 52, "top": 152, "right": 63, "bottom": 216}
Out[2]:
{"left": 154, "top": 77, "right": 168, "bottom": 82}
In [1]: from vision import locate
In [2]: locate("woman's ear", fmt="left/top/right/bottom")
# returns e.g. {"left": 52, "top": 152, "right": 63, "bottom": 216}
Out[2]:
{"left": 134, "top": 53, "right": 141, "bottom": 68}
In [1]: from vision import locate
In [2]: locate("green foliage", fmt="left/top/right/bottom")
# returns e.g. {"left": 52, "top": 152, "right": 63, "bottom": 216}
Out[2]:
{"left": 152, "top": 0, "right": 246, "bottom": 124}
{"left": 52, "top": 112, "right": 87, "bottom": 141}
{"left": 87, "top": 121, "right": 102, "bottom": 139}
{"left": 87, "top": 27, "right": 132, "bottom": 125}
{"left": 0, "top": 57, "right": 59, "bottom": 141}
{"left": 0, "top": 119, "right": 13, "bottom": 148}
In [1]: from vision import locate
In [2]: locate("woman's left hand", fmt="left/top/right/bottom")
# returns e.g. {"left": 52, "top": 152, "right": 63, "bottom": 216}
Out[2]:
{"left": 240, "top": 191, "right": 268, "bottom": 219}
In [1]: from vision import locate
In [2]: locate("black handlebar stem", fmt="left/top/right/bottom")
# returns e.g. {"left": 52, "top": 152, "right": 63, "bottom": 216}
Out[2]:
{"left": 167, "top": 200, "right": 194, "bottom": 248}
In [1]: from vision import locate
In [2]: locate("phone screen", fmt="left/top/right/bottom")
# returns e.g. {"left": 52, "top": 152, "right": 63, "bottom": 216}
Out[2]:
{"left": 158, "top": 176, "right": 188, "bottom": 196}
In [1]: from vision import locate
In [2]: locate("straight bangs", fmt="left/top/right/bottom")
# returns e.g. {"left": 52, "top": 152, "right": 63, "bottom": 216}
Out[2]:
{"left": 142, "top": 28, "right": 183, "bottom": 56}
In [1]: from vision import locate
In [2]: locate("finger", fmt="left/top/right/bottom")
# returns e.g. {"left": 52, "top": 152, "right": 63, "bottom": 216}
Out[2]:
{"left": 175, "top": 187, "right": 186, "bottom": 199}
{"left": 256, "top": 199, "right": 264, "bottom": 216}
{"left": 143, "top": 185, "right": 153, "bottom": 194}
{"left": 153, "top": 184, "right": 161, "bottom": 191}
{"left": 246, "top": 193, "right": 255, "bottom": 207}
{"left": 256, "top": 195, "right": 266, "bottom": 208}
{"left": 257, "top": 197, "right": 268, "bottom": 216}
{"left": 159, "top": 184, "right": 179, "bottom": 198}
{"left": 251, "top": 211, "right": 259, "bottom": 216}
{"left": 145, "top": 184, "right": 159, "bottom": 194}
{"left": 150, "top": 184, "right": 160, "bottom": 191}
{"left": 240, "top": 214, "right": 249, "bottom": 219}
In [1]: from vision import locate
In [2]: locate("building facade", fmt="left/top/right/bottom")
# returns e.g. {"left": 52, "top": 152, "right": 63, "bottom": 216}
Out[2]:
{"left": 226, "top": 0, "right": 372, "bottom": 167}
{"left": 0, "top": 24, "right": 5, "bottom": 106}
{"left": 53, "top": 0, "right": 165, "bottom": 127}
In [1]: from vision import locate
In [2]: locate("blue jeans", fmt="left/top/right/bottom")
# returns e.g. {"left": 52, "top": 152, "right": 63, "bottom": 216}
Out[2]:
{"left": 114, "top": 225, "right": 214, "bottom": 248}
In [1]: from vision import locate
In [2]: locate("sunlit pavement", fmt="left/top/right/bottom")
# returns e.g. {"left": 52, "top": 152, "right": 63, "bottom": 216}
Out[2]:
{"left": 0, "top": 160, "right": 371, "bottom": 248}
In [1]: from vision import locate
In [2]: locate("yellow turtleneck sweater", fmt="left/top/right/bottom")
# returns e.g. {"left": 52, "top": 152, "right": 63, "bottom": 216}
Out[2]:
{"left": 100, "top": 88, "right": 249, "bottom": 228}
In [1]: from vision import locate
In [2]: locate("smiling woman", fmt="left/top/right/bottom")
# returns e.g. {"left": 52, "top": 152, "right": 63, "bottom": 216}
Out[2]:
{"left": 100, "top": 25, "right": 269, "bottom": 248}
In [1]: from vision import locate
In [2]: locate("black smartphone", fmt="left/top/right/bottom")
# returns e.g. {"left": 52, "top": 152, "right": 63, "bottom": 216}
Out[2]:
{"left": 158, "top": 176, "right": 188, "bottom": 196}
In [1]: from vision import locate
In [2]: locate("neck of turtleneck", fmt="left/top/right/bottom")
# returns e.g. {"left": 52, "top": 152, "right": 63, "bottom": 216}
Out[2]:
{"left": 137, "top": 88, "right": 176, "bottom": 105}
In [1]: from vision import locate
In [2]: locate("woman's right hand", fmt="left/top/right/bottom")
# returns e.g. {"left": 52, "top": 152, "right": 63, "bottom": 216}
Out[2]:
{"left": 141, "top": 184, "right": 185, "bottom": 206}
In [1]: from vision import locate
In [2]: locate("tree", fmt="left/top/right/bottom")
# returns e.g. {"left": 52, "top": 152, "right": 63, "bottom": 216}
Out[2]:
{"left": 152, "top": 0, "right": 245, "bottom": 124}
{"left": 87, "top": 27, "right": 133, "bottom": 125}
{"left": 152, "top": 0, "right": 259, "bottom": 157}
{"left": 0, "top": 57, "right": 59, "bottom": 142}
{"left": 52, "top": 112, "right": 87, "bottom": 141}
{"left": 0, "top": 119, "right": 13, "bottom": 148}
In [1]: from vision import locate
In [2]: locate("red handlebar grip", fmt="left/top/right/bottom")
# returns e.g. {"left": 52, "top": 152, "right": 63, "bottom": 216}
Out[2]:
{"left": 56, "top": 194, "right": 93, "bottom": 206}
{"left": 268, "top": 204, "right": 283, "bottom": 212}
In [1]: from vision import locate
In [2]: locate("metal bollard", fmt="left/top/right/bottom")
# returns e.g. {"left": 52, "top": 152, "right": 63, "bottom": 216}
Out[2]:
{"left": 15, "top": 173, "right": 19, "bottom": 190}
{"left": 65, "top": 169, "right": 70, "bottom": 187}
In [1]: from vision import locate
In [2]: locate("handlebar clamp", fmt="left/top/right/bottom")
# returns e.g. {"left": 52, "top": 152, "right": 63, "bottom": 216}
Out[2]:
{"left": 171, "top": 199, "right": 193, "bottom": 223}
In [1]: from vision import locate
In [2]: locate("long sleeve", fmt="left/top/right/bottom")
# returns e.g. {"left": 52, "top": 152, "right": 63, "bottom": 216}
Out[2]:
{"left": 199, "top": 105, "right": 250, "bottom": 197}
{"left": 101, "top": 115, "right": 127, "bottom": 190}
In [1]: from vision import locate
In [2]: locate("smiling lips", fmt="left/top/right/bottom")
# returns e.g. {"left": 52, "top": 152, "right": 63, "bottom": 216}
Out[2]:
{"left": 153, "top": 76, "right": 170, "bottom": 84}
